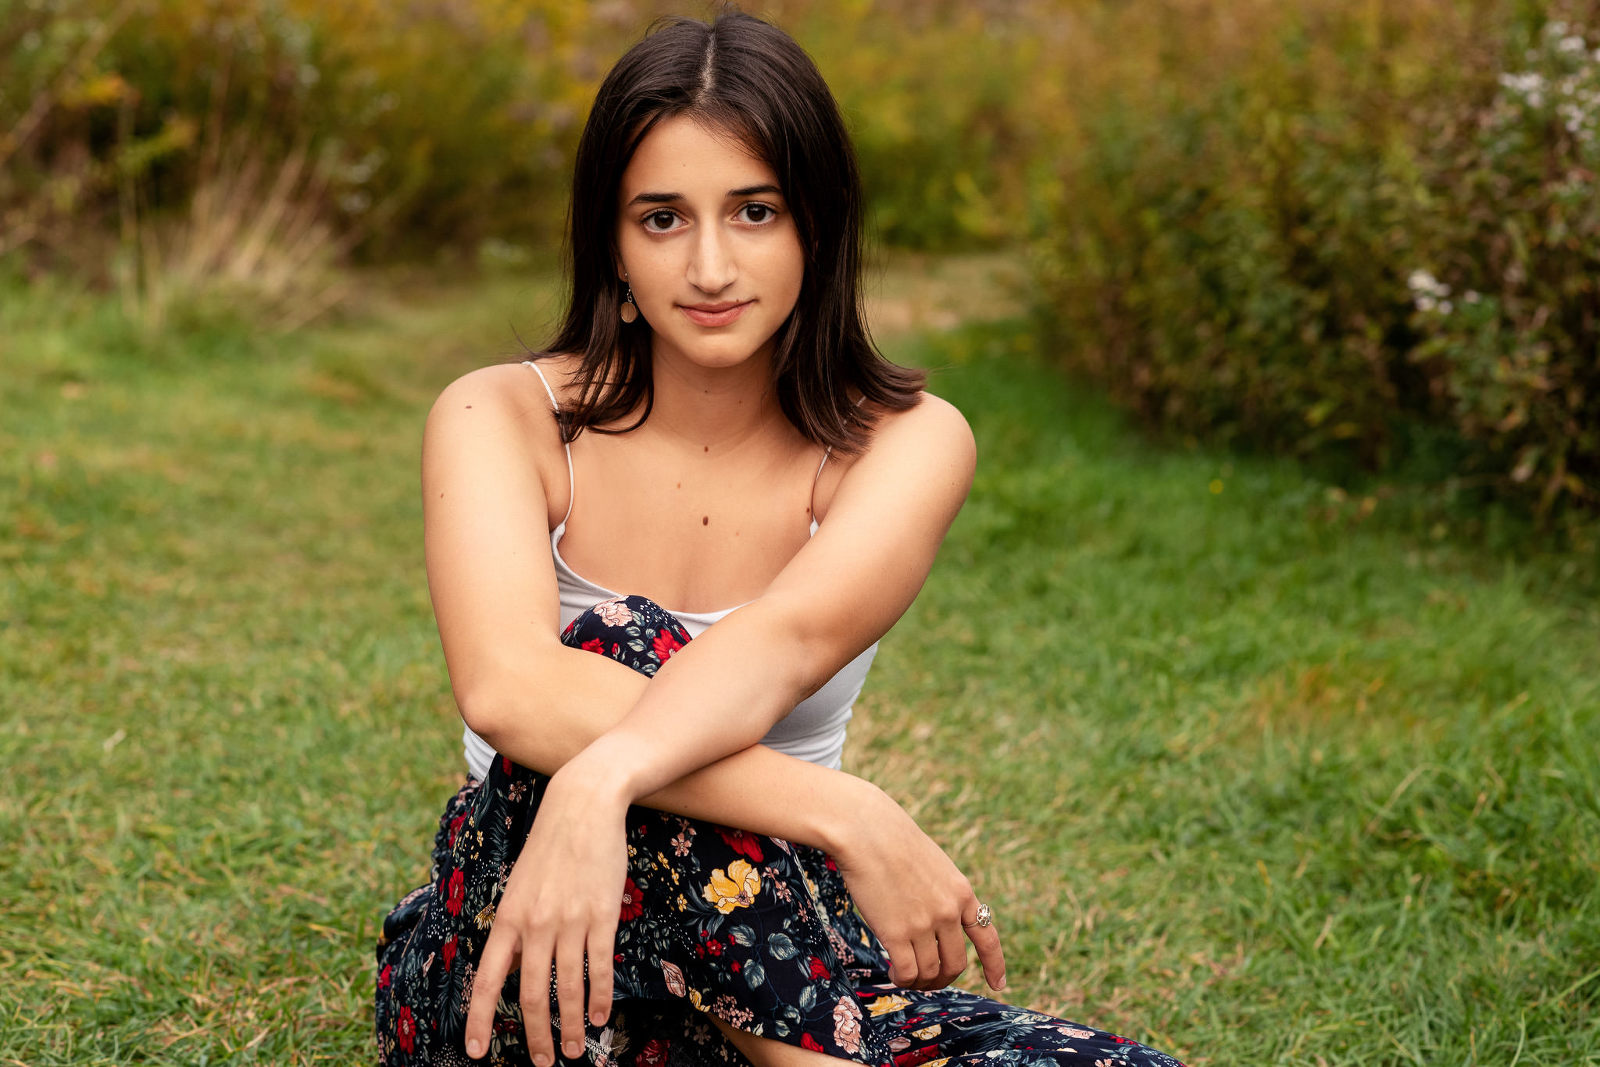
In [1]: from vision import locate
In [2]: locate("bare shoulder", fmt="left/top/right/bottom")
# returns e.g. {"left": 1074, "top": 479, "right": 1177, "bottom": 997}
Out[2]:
{"left": 851, "top": 391, "right": 976, "bottom": 483}
{"left": 870, "top": 391, "right": 974, "bottom": 454}
{"left": 429, "top": 359, "right": 561, "bottom": 419}
{"left": 425, "top": 357, "right": 581, "bottom": 450}
{"left": 816, "top": 391, "right": 974, "bottom": 522}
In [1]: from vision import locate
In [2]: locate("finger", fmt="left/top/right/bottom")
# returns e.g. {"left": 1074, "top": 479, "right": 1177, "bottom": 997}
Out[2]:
{"left": 466, "top": 928, "right": 519, "bottom": 1060}
{"left": 910, "top": 933, "right": 941, "bottom": 991}
{"left": 587, "top": 911, "right": 619, "bottom": 1028}
{"left": 519, "top": 938, "right": 556, "bottom": 1067}
{"left": 935, "top": 920, "right": 968, "bottom": 987}
{"left": 884, "top": 936, "right": 917, "bottom": 989}
{"left": 554, "top": 931, "right": 590, "bottom": 1061}
{"left": 965, "top": 917, "right": 1007, "bottom": 991}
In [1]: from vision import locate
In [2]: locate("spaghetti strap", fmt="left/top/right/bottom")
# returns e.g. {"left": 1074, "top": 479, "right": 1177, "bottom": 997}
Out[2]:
{"left": 808, "top": 396, "right": 866, "bottom": 530}
{"left": 522, "top": 359, "right": 560, "bottom": 410}
{"left": 521, "top": 360, "right": 575, "bottom": 526}
{"left": 808, "top": 445, "right": 833, "bottom": 530}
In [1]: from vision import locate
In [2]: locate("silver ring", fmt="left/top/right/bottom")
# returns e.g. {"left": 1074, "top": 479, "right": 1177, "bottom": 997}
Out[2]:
{"left": 963, "top": 902, "right": 993, "bottom": 929}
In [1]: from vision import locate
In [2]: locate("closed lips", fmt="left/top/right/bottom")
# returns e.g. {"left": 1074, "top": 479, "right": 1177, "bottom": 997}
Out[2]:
{"left": 680, "top": 301, "right": 752, "bottom": 325}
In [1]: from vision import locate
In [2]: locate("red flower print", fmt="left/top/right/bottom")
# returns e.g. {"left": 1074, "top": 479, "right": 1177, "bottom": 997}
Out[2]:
{"left": 824, "top": 855, "right": 838, "bottom": 872}
{"left": 716, "top": 827, "right": 765, "bottom": 863}
{"left": 651, "top": 628, "right": 682, "bottom": 662}
{"left": 802, "top": 1034, "right": 826, "bottom": 1054}
{"left": 397, "top": 1006, "right": 416, "bottom": 1053}
{"left": 620, "top": 876, "right": 644, "bottom": 922}
{"left": 447, "top": 813, "right": 466, "bottom": 848}
{"left": 705, "top": 939, "right": 722, "bottom": 956}
{"left": 442, "top": 935, "right": 458, "bottom": 972}
{"left": 894, "top": 1047, "right": 943, "bottom": 1067}
{"left": 501, "top": 755, "right": 512, "bottom": 775}
{"left": 378, "top": 963, "right": 392, "bottom": 989}
{"left": 638, "top": 1039, "right": 670, "bottom": 1067}
{"left": 808, "top": 956, "right": 831, "bottom": 980}
{"left": 581, "top": 637, "right": 607, "bottom": 655}
{"left": 444, "top": 868, "right": 465, "bottom": 916}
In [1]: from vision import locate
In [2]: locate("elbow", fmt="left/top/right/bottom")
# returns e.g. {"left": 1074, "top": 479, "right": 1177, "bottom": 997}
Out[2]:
{"left": 452, "top": 670, "right": 572, "bottom": 776}
{"left": 454, "top": 679, "right": 517, "bottom": 747}
{"left": 773, "top": 615, "right": 850, "bottom": 704}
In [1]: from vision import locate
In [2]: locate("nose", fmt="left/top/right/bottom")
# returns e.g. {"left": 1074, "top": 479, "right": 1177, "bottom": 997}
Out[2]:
{"left": 686, "top": 224, "right": 736, "bottom": 295}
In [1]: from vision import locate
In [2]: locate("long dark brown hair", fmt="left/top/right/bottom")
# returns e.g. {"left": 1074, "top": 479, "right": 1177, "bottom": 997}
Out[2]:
{"left": 540, "top": 10, "right": 924, "bottom": 453}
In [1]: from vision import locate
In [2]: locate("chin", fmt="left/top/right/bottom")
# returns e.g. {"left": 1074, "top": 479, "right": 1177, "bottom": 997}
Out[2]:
{"left": 657, "top": 333, "right": 777, "bottom": 370}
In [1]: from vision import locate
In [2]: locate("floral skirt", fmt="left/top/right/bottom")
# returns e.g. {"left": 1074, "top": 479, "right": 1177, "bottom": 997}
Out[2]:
{"left": 375, "top": 596, "right": 1186, "bottom": 1067}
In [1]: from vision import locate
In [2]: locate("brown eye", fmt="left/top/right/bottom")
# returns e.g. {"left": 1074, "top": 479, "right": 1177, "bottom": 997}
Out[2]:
{"left": 739, "top": 203, "right": 775, "bottom": 224}
{"left": 643, "top": 211, "right": 679, "bottom": 232}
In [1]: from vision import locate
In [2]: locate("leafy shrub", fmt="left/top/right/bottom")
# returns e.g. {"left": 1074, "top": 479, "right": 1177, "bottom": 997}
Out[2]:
{"left": 1035, "top": 0, "right": 1600, "bottom": 515}
{"left": 0, "top": 0, "right": 1059, "bottom": 287}
{"left": 1407, "top": 16, "right": 1600, "bottom": 510}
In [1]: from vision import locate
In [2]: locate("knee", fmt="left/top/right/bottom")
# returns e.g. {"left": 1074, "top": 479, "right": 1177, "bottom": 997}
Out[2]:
{"left": 561, "top": 594, "right": 691, "bottom": 676}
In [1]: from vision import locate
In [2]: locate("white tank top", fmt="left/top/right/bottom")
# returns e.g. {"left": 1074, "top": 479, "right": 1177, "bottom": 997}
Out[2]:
{"left": 459, "top": 361, "right": 878, "bottom": 780}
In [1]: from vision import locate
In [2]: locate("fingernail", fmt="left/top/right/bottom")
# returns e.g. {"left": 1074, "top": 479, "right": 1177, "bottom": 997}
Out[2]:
{"left": 466, "top": 1038, "right": 482, "bottom": 1058}
{"left": 591, "top": 1010, "right": 607, "bottom": 1026}
{"left": 565, "top": 1040, "right": 582, "bottom": 1057}
{"left": 533, "top": 1056, "right": 551, "bottom": 1067}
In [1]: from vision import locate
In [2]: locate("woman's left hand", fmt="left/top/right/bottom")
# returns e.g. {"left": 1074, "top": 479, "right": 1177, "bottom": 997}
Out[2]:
{"left": 464, "top": 765, "right": 628, "bottom": 1064}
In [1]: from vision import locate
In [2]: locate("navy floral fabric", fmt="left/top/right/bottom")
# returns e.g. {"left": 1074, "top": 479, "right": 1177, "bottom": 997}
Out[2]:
{"left": 376, "top": 595, "right": 1186, "bottom": 1067}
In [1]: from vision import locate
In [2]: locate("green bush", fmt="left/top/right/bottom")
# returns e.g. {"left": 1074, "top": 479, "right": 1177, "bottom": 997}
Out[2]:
{"left": 1409, "top": 16, "right": 1600, "bottom": 510}
{"left": 1035, "top": 0, "right": 1600, "bottom": 516}
{"left": 0, "top": 0, "right": 1053, "bottom": 282}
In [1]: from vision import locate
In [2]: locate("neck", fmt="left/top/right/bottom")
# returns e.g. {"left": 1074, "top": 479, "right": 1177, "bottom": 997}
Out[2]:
{"left": 643, "top": 342, "right": 789, "bottom": 452}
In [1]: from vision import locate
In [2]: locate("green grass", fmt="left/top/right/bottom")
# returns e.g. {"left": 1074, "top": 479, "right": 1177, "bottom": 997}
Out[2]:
{"left": 3, "top": 270, "right": 1597, "bottom": 1065}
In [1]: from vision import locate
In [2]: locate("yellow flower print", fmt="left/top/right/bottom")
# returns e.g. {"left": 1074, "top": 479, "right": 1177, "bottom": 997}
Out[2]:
{"left": 912, "top": 1024, "right": 942, "bottom": 1040}
{"left": 866, "top": 993, "right": 913, "bottom": 1017}
{"left": 702, "top": 859, "right": 761, "bottom": 913}
{"left": 924, "top": 1059, "right": 950, "bottom": 1067}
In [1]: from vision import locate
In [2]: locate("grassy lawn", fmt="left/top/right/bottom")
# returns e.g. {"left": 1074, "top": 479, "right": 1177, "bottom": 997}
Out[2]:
{"left": 2, "top": 264, "right": 1597, "bottom": 1066}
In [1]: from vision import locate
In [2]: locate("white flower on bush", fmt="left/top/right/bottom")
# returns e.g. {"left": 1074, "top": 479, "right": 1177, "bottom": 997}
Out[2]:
{"left": 1494, "top": 24, "right": 1600, "bottom": 142}
{"left": 1407, "top": 269, "right": 1453, "bottom": 314}
{"left": 1499, "top": 71, "right": 1548, "bottom": 108}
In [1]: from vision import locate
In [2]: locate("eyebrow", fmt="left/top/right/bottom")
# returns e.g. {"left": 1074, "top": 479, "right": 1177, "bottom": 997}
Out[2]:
{"left": 625, "top": 184, "right": 783, "bottom": 207}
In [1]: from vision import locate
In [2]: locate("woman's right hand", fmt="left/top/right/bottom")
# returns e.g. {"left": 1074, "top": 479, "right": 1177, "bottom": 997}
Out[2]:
{"left": 830, "top": 781, "right": 1006, "bottom": 993}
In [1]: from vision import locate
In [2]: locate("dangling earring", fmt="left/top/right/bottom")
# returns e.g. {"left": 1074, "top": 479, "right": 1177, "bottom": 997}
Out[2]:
{"left": 619, "top": 283, "right": 639, "bottom": 324}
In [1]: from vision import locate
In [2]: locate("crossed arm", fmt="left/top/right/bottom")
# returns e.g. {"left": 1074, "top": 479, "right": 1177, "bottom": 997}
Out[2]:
{"left": 420, "top": 363, "right": 1004, "bottom": 1064}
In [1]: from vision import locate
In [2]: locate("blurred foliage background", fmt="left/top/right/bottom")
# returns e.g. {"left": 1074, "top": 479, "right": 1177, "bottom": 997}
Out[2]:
{"left": 3, "top": 0, "right": 1599, "bottom": 518}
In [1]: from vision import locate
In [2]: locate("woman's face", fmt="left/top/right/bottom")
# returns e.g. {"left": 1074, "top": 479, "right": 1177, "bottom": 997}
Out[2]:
{"left": 615, "top": 114, "right": 804, "bottom": 373}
